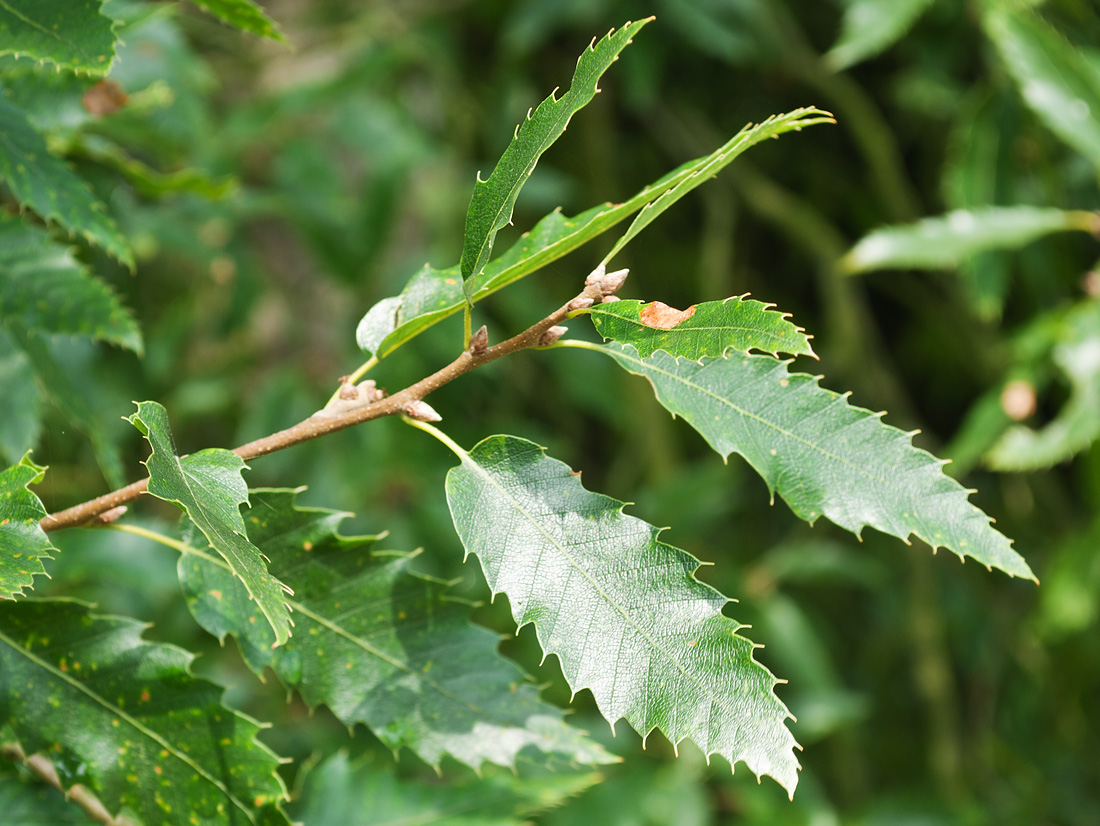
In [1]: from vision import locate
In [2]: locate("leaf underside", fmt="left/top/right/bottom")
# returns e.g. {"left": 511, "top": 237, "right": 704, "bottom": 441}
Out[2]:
{"left": 127, "top": 401, "right": 294, "bottom": 645}
{"left": 446, "top": 435, "right": 801, "bottom": 794}
{"left": 460, "top": 18, "right": 652, "bottom": 287}
{"left": 0, "top": 599, "right": 288, "bottom": 826}
{"left": 587, "top": 297, "right": 815, "bottom": 360}
{"left": 179, "top": 488, "right": 616, "bottom": 772}
{"left": 0, "top": 453, "right": 53, "bottom": 600}
{"left": 600, "top": 344, "right": 1035, "bottom": 580}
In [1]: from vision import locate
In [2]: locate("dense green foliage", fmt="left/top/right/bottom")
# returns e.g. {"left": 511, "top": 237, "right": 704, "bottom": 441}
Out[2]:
{"left": 1, "top": 1, "right": 1099, "bottom": 824}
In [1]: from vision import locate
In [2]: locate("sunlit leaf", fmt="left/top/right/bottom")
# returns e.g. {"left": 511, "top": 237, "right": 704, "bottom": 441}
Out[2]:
{"left": 600, "top": 108, "right": 834, "bottom": 267}
{"left": 825, "top": 0, "right": 937, "bottom": 71}
{"left": 982, "top": 5, "right": 1100, "bottom": 171}
{"left": 127, "top": 401, "right": 294, "bottom": 646}
{"left": 596, "top": 343, "right": 1035, "bottom": 580}
{"left": 461, "top": 18, "right": 652, "bottom": 287}
{"left": 184, "top": 0, "right": 285, "bottom": 42}
{"left": 0, "top": 214, "right": 141, "bottom": 351}
{"left": 587, "top": 297, "right": 815, "bottom": 360}
{"left": 0, "top": 598, "right": 289, "bottom": 825}
{"left": 293, "top": 752, "right": 601, "bottom": 826}
{"left": 0, "top": 98, "right": 133, "bottom": 268}
{"left": 444, "top": 433, "right": 801, "bottom": 794}
{"left": 0, "top": 454, "right": 53, "bottom": 600}
{"left": 0, "top": 0, "right": 116, "bottom": 75}
{"left": 179, "top": 489, "right": 617, "bottom": 771}
{"left": 842, "top": 206, "right": 1098, "bottom": 273}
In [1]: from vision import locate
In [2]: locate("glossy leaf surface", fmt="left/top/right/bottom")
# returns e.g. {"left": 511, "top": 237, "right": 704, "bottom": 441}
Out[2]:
{"left": 127, "top": 401, "right": 294, "bottom": 645}
{"left": 587, "top": 297, "right": 814, "bottom": 360}
{"left": 0, "top": 599, "right": 288, "bottom": 826}
{"left": 445, "top": 434, "right": 801, "bottom": 794}
{"left": 598, "top": 344, "right": 1035, "bottom": 580}
{"left": 179, "top": 489, "right": 616, "bottom": 771}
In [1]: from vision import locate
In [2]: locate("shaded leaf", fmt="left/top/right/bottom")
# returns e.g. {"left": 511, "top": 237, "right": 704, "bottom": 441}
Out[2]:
{"left": 825, "top": 0, "right": 937, "bottom": 71}
{"left": 0, "top": 214, "right": 141, "bottom": 351}
{"left": 587, "top": 297, "right": 815, "bottom": 360}
{"left": 127, "top": 401, "right": 294, "bottom": 646}
{"left": 986, "top": 298, "right": 1100, "bottom": 470}
{"left": 0, "top": 98, "right": 133, "bottom": 268}
{"left": 0, "top": 331, "right": 41, "bottom": 465}
{"left": 597, "top": 343, "right": 1035, "bottom": 580}
{"left": 983, "top": 5, "right": 1100, "bottom": 171}
{"left": 179, "top": 488, "right": 616, "bottom": 772}
{"left": 600, "top": 108, "right": 834, "bottom": 267}
{"left": 444, "top": 433, "right": 801, "bottom": 794}
{"left": 0, "top": 0, "right": 116, "bottom": 75}
{"left": 842, "top": 206, "right": 1098, "bottom": 273}
{"left": 0, "top": 598, "right": 289, "bottom": 826}
{"left": 0, "top": 754, "right": 97, "bottom": 824}
{"left": 185, "top": 0, "right": 285, "bottom": 42}
{"left": 293, "top": 752, "right": 600, "bottom": 826}
{"left": 461, "top": 19, "right": 652, "bottom": 287}
{"left": 0, "top": 454, "right": 53, "bottom": 600}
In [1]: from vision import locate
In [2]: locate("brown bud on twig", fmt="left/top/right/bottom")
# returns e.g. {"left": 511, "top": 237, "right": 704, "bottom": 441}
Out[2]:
{"left": 404, "top": 400, "right": 442, "bottom": 422}
{"left": 89, "top": 506, "right": 128, "bottom": 526}
{"left": 315, "top": 379, "right": 385, "bottom": 418}
{"left": 538, "top": 326, "right": 568, "bottom": 346}
{"left": 584, "top": 264, "right": 630, "bottom": 297}
{"left": 469, "top": 325, "right": 489, "bottom": 356}
{"left": 568, "top": 295, "right": 595, "bottom": 311}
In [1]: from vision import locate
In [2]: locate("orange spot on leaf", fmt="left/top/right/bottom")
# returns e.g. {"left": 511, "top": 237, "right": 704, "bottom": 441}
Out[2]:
{"left": 639, "top": 301, "right": 696, "bottom": 330}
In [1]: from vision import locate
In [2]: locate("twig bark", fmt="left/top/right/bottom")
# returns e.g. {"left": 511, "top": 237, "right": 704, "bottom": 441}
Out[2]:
{"left": 40, "top": 290, "right": 593, "bottom": 533}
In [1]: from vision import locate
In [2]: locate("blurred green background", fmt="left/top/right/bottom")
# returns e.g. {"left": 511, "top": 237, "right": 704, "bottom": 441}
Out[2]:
{"left": 9, "top": 0, "right": 1100, "bottom": 823}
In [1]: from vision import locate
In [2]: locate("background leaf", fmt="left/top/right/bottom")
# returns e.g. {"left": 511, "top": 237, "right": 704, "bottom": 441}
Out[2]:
{"left": 184, "top": 0, "right": 285, "bottom": 42}
{"left": 0, "top": 97, "right": 133, "bottom": 268}
{"left": 292, "top": 752, "right": 601, "bottom": 826}
{"left": 982, "top": 4, "right": 1100, "bottom": 172}
{"left": 841, "top": 206, "right": 1098, "bottom": 273}
{"left": 0, "top": 214, "right": 141, "bottom": 351}
{"left": 127, "top": 401, "right": 294, "bottom": 646}
{"left": 461, "top": 18, "right": 652, "bottom": 286}
{"left": 0, "top": 454, "right": 52, "bottom": 600}
{"left": 0, "top": 756, "right": 97, "bottom": 825}
{"left": 0, "top": 598, "right": 288, "bottom": 826}
{"left": 0, "top": 0, "right": 116, "bottom": 75}
{"left": 596, "top": 343, "right": 1035, "bottom": 580}
{"left": 444, "top": 434, "right": 801, "bottom": 794}
{"left": 587, "top": 296, "right": 815, "bottom": 360}
{"left": 179, "top": 488, "right": 617, "bottom": 771}
{"left": 824, "top": 0, "right": 938, "bottom": 71}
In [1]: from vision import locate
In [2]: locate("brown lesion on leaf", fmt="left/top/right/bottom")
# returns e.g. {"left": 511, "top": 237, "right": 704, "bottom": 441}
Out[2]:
{"left": 639, "top": 301, "right": 696, "bottom": 330}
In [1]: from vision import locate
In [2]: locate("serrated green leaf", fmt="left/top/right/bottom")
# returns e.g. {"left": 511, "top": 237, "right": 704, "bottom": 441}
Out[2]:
{"left": 986, "top": 298, "right": 1100, "bottom": 470}
{"left": 0, "top": 598, "right": 289, "bottom": 826}
{"left": 179, "top": 488, "right": 616, "bottom": 772}
{"left": 600, "top": 107, "right": 834, "bottom": 267}
{"left": 596, "top": 343, "right": 1035, "bottom": 580}
{"left": 185, "top": 0, "right": 285, "bottom": 42}
{"left": 0, "top": 0, "right": 116, "bottom": 75}
{"left": 0, "top": 214, "right": 141, "bottom": 351}
{"left": 460, "top": 19, "right": 652, "bottom": 288}
{"left": 824, "top": 0, "right": 937, "bottom": 71}
{"left": 0, "top": 97, "right": 133, "bottom": 268}
{"left": 842, "top": 206, "right": 1098, "bottom": 273}
{"left": 127, "top": 401, "right": 294, "bottom": 646}
{"left": 0, "top": 453, "right": 53, "bottom": 600}
{"left": 587, "top": 297, "right": 815, "bottom": 360}
{"left": 294, "top": 752, "right": 600, "bottom": 826}
{"left": 982, "top": 5, "right": 1100, "bottom": 171}
{"left": 443, "top": 433, "right": 800, "bottom": 794}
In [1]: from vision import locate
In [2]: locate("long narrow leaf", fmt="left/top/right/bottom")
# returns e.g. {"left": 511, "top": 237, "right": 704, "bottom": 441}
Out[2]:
{"left": 596, "top": 343, "right": 1035, "bottom": 580}
{"left": 461, "top": 18, "right": 652, "bottom": 288}
{"left": 441, "top": 432, "right": 801, "bottom": 795}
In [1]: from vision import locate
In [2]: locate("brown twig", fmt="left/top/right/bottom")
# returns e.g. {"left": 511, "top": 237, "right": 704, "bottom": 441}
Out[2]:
{"left": 1, "top": 742, "right": 138, "bottom": 825}
{"left": 40, "top": 288, "right": 596, "bottom": 533}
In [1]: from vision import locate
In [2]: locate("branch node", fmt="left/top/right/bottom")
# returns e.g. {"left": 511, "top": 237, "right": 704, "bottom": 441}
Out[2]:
{"left": 469, "top": 325, "right": 489, "bottom": 356}
{"left": 539, "top": 325, "right": 569, "bottom": 346}
{"left": 404, "top": 400, "right": 442, "bottom": 422}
